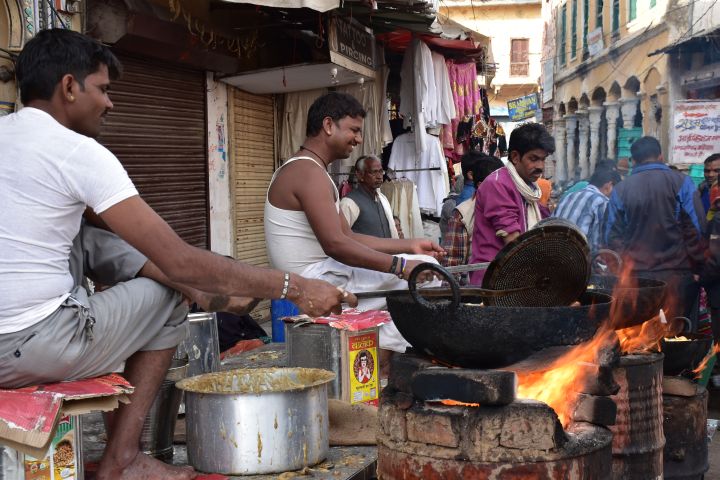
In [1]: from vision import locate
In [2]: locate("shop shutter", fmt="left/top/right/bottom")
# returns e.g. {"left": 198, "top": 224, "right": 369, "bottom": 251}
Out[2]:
{"left": 231, "top": 89, "right": 276, "bottom": 321}
{"left": 98, "top": 54, "right": 209, "bottom": 248}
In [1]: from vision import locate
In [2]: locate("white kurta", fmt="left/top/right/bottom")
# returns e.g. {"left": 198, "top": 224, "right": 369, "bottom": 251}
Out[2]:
{"left": 388, "top": 132, "right": 450, "bottom": 217}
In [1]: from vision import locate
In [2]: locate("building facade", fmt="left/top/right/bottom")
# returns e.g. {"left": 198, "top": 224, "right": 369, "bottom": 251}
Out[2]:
{"left": 541, "top": 0, "right": 712, "bottom": 183}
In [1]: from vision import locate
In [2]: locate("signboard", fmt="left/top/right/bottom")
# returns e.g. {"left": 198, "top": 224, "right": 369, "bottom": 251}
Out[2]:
{"left": 507, "top": 93, "right": 539, "bottom": 121}
{"left": 542, "top": 60, "right": 554, "bottom": 104}
{"left": 587, "top": 27, "right": 604, "bottom": 57}
{"left": 671, "top": 100, "right": 720, "bottom": 164}
{"left": 328, "top": 16, "right": 376, "bottom": 78}
{"left": 617, "top": 127, "right": 643, "bottom": 159}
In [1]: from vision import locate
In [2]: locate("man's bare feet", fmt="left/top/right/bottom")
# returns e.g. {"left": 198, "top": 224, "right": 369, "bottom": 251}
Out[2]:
{"left": 97, "top": 452, "right": 197, "bottom": 480}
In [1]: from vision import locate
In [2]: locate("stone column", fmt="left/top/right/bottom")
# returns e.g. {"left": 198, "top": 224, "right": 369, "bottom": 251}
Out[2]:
{"left": 588, "top": 106, "right": 604, "bottom": 174}
{"left": 619, "top": 97, "right": 640, "bottom": 129}
{"left": 577, "top": 110, "right": 590, "bottom": 179}
{"left": 565, "top": 114, "right": 578, "bottom": 181}
{"left": 554, "top": 118, "right": 567, "bottom": 183}
{"left": 603, "top": 102, "right": 620, "bottom": 160}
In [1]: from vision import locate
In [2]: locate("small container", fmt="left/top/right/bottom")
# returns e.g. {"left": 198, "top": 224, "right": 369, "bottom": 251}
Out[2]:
{"left": 180, "top": 312, "right": 220, "bottom": 377}
{"left": 140, "top": 356, "right": 189, "bottom": 461}
{"left": 12, "top": 415, "right": 85, "bottom": 480}
{"left": 285, "top": 318, "right": 380, "bottom": 405}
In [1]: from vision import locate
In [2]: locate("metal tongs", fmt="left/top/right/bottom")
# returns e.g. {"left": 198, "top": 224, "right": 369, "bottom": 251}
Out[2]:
{"left": 354, "top": 262, "right": 549, "bottom": 300}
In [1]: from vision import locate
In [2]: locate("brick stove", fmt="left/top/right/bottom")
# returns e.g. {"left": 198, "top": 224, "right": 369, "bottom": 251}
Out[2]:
{"left": 377, "top": 352, "right": 615, "bottom": 480}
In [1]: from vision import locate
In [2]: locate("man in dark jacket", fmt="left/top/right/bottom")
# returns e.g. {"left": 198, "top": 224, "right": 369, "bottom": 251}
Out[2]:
{"left": 605, "top": 136, "right": 706, "bottom": 328}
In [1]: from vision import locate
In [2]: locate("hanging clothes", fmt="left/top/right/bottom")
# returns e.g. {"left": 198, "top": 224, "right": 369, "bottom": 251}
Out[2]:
{"left": 431, "top": 51, "right": 456, "bottom": 128}
{"left": 399, "top": 38, "right": 436, "bottom": 154}
{"left": 378, "top": 64, "right": 394, "bottom": 147}
{"left": 446, "top": 61, "right": 481, "bottom": 118}
{"left": 387, "top": 132, "right": 449, "bottom": 217}
{"left": 380, "top": 179, "right": 424, "bottom": 239}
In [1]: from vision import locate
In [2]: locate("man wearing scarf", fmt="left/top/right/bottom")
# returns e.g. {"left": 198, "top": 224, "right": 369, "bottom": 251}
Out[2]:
{"left": 468, "top": 123, "right": 555, "bottom": 285}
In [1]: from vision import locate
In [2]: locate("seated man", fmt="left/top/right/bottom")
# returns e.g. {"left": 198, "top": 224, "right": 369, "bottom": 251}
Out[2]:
{"left": 265, "top": 92, "right": 445, "bottom": 354}
{"left": 0, "top": 30, "right": 351, "bottom": 480}
{"left": 340, "top": 155, "right": 398, "bottom": 238}
{"left": 469, "top": 123, "right": 555, "bottom": 285}
{"left": 553, "top": 165, "right": 621, "bottom": 252}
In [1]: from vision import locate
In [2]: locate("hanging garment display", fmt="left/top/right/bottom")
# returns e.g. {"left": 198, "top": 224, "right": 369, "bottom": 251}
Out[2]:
{"left": 446, "top": 61, "right": 481, "bottom": 118}
{"left": 380, "top": 179, "right": 424, "bottom": 239}
{"left": 387, "top": 132, "right": 449, "bottom": 217}
{"left": 399, "top": 39, "right": 456, "bottom": 154}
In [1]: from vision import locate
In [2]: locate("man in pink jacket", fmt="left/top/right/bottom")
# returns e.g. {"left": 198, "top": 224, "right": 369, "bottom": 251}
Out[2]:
{"left": 469, "top": 123, "right": 555, "bottom": 285}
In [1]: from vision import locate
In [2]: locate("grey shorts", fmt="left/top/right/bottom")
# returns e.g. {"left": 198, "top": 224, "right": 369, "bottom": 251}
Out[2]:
{"left": 0, "top": 278, "right": 188, "bottom": 388}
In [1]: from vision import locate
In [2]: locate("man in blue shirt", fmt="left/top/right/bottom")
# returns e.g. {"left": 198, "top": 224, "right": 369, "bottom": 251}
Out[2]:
{"left": 553, "top": 166, "right": 621, "bottom": 252}
{"left": 605, "top": 136, "right": 706, "bottom": 328}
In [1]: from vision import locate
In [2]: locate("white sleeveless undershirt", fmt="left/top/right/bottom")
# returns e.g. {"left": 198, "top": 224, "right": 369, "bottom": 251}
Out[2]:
{"left": 264, "top": 156, "right": 340, "bottom": 275}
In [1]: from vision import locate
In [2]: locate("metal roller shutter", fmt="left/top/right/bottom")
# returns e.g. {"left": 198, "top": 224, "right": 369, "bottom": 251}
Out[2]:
{"left": 231, "top": 89, "right": 276, "bottom": 321}
{"left": 98, "top": 54, "right": 209, "bottom": 248}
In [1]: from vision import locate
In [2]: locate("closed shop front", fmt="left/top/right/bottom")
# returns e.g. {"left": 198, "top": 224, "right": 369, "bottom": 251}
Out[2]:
{"left": 99, "top": 54, "right": 209, "bottom": 248}
{"left": 230, "top": 89, "right": 276, "bottom": 320}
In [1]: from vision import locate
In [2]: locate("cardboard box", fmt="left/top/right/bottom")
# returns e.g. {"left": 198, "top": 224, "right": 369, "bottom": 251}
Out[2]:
{"left": 284, "top": 310, "right": 388, "bottom": 406}
{"left": 0, "top": 374, "right": 133, "bottom": 459}
{"left": 21, "top": 414, "right": 83, "bottom": 480}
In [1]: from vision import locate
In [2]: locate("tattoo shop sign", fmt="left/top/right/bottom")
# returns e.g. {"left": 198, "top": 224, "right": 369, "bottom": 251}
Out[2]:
{"left": 507, "top": 93, "right": 539, "bottom": 121}
{"left": 671, "top": 100, "right": 720, "bottom": 164}
{"left": 328, "top": 15, "right": 377, "bottom": 78}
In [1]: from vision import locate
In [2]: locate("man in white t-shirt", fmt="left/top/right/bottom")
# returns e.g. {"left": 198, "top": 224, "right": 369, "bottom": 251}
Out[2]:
{"left": 0, "top": 29, "right": 355, "bottom": 480}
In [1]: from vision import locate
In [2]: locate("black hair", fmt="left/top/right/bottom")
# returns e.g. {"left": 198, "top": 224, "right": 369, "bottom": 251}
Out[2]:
{"left": 704, "top": 153, "right": 720, "bottom": 165}
{"left": 306, "top": 92, "right": 366, "bottom": 137}
{"left": 594, "top": 159, "right": 618, "bottom": 172}
{"left": 508, "top": 123, "right": 556, "bottom": 158}
{"left": 630, "top": 136, "right": 662, "bottom": 164}
{"left": 470, "top": 154, "right": 504, "bottom": 188}
{"left": 459, "top": 151, "right": 483, "bottom": 178}
{"left": 589, "top": 168, "right": 621, "bottom": 188}
{"left": 16, "top": 29, "right": 121, "bottom": 104}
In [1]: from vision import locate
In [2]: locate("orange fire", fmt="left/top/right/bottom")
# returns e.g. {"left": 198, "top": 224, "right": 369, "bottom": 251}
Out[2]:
{"left": 436, "top": 399, "right": 480, "bottom": 407}
{"left": 692, "top": 344, "right": 720, "bottom": 378}
{"left": 516, "top": 329, "right": 615, "bottom": 427}
{"left": 517, "top": 259, "right": 674, "bottom": 427}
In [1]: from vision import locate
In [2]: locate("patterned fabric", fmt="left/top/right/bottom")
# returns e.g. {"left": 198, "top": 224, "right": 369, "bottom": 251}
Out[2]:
{"left": 553, "top": 184, "right": 608, "bottom": 252}
{"left": 446, "top": 61, "right": 480, "bottom": 117}
{"left": 441, "top": 209, "right": 470, "bottom": 268}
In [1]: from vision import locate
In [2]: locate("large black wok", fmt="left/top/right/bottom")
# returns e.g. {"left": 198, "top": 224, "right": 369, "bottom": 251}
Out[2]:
{"left": 386, "top": 264, "right": 614, "bottom": 369}
{"left": 588, "top": 274, "right": 666, "bottom": 329}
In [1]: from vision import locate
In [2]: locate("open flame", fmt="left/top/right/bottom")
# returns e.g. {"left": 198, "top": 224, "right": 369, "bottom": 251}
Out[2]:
{"left": 436, "top": 399, "right": 480, "bottom": 407}
{"left": 517, "top": 258, "right": 679, "bottom": 427}
{"left": 692, "top": 344, "right": 720, "bottom": 378}
{"left": 516, "top": 330, "right": 615, "bottom": 427}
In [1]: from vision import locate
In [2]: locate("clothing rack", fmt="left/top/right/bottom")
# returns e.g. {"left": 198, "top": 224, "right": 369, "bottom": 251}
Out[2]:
{"left": 328, "top": 167, "right": 441, "bottom": 176}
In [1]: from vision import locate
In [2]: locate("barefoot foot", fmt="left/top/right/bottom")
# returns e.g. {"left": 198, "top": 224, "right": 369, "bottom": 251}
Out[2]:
{"left": 97, "top": 452, "right": 197, "bottom": 480}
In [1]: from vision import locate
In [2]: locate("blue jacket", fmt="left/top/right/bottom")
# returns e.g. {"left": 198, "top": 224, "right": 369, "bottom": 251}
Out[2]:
{"left": 605, "top": 163, "right": 706, "bottom": 274}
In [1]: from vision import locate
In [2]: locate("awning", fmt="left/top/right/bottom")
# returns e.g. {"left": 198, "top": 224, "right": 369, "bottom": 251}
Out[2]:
{"left": 217, "top": 0, "right": 339, "bottom": 12}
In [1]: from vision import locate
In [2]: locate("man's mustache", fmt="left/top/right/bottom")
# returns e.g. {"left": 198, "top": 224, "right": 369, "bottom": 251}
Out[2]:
{"left": 532, "top": 169, "right": 543, "bottom": 175}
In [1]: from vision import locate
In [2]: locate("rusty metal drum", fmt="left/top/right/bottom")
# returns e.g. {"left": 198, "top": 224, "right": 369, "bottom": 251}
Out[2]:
{"left": 663, "top": 384, "right": 709, "bottom": 479}
{"left": 609, "top": 353, "right": 665, "bottom": 480}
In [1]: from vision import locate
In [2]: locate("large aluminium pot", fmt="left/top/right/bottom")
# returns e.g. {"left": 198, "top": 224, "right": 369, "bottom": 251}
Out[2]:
{"left": 177, "top": 367, "right": 335, "bottom": 475}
